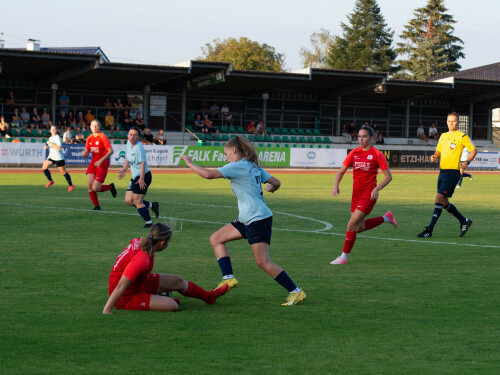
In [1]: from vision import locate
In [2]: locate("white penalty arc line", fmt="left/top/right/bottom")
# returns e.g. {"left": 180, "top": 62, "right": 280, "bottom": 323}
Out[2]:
{"left": 1, "top": 201, "right": 498, "bottom": 249}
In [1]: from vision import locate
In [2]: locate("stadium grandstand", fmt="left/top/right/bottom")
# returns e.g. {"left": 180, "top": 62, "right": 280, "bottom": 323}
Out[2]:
{"left": 1, "top": 41, "right": 499, "bottom": 151}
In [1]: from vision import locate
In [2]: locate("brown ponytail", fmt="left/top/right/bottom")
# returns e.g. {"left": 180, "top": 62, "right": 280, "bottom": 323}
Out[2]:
{"left": 225, "top": 136, "right": 260, "bottom": 166}
{"left": 138, "top": 223, "right": 173, "bottom": 256}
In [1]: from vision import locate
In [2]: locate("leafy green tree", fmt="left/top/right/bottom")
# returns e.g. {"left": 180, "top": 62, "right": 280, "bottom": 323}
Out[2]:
{"left": 323, "top": 0, "right": 397, "bottom": 73}
{"left": 299, "top": 28, "right": 334, "bottom": 68}
{"left": 199, "top": 37, "right": 286, "bottom": 72}
{"left": 396, "top": 0, "right": 464, "bottom": 79}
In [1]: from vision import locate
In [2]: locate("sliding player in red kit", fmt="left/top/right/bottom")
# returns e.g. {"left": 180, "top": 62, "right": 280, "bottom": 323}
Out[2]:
{"left": 82, "top": 119, "right": 117, "bottom": 210}
{"left": 330, "top": 126, "right": 398, "bottom": 264}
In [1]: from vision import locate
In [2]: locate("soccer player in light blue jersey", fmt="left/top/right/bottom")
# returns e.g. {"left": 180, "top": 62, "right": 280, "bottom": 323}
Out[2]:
{"left": 118, "top": 127, "right": 159, "bottom": 228}
{"left": 180, "top": 136, "right": 305, "bottom": 306}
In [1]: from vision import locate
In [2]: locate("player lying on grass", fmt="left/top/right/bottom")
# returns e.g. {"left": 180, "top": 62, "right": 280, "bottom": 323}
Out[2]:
{"left": 180, "top": 136, "right": 306, "bottom": 306}
{"left": 103, "top": 223, "right": 228, "bottom": 314}
{"left": 331, "top": 126, "right": 398, "bottom": 265}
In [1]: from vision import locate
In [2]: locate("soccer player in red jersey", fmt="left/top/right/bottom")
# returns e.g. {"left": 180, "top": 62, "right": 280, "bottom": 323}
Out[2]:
{"left": 103, "top": 223, "right": 229, "bottom": 314}
{"left": 82, "top": 119, "right": 117, "bottom": 210}
{"left": 330, "top": 126, "right": 398, "bottom": 264}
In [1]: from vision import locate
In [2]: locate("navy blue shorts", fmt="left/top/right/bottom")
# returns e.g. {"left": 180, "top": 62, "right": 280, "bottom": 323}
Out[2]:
{"left": 231, "top": 216, "right": 273, "bottom": 245}
{"left": 127, "top": 171, "right": 152, "bottom": 195}
{"left": 437, "top": 169, "right": 460, "bottom": 197}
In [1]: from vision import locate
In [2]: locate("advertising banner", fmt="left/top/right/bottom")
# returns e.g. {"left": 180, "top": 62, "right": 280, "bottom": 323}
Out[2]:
{"left": 150, "top": 95, "right": 166, "bottom": 117}
{"left": 379, "top": 150, "right": 401, "bottom": 168}
{"left": 470, "top": 152, "right": 499, "bottom": 169}
{"left": 398, "top": 150, "right": 438, "bottom": 168}
{"left": 53, "top": 144, "right": 92, "bottom": 165}
{"left": 290, "top": 148, "right": 347, "bottom": 168}
{"left": 0, "top": 143, "right": 44, "bottom": 164}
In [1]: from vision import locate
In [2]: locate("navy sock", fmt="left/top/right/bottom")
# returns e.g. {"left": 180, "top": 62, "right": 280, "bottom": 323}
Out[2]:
{"left": 274, "top": 270, "right": 298, "bottom": 293}
{"left": 143, "top": 200, "right": 152, "bottom": 208}
{"left": 445, "top": 203, "right": 466, "bottom": 224}
{"left": 428, "top": 203, "right": 443, "bottom": 231}
{"left": 64, "top": 172, "right": 72, "bottom": 186}
{"left": 43, "top": 169, "right": 52, "bottom": 181}
{"left": 137, "top": 206, "right": 151, "bottom": 222}
{"left": 462, "top": 172, "right": 472, "bottom": 178}
{"left": 217, "top": 256, "right": 233, "bottom": 277}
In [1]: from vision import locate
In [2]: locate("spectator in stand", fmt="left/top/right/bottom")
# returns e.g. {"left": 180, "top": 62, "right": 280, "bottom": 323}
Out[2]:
{"left": 342, "top": 124, "right": 351, "bottom": 143}
{"left": 41, "top": 108, "right": 50, "bottom": 129}
{"left": 31, "top": 107, "right": 41, "bottom": 129}
{"left": 135, "top": 113, "right": 146, "bottom": 130}
{"left": 373, "top": 124, "right": 384, "bottom": 144}
{"left": 348, "top": 122, "right": 358, "bottom": 141}
{"left": 59, "top": 90, "right": 69, "bottom": 110}
{"left": 67, "top": 110, "right": 76, "bottom": 128}
{"left": 122, "top": 110, "right": 134, "bottom": 131}
{"left": 103, "top": 97, "right": 112, "bottom": 108}
{"left": 255, "top": 120, "right": 268, "bottom": 136}
{"left": 0, "top": 116, "right": 11, "bottom": 138}
{"left": 11, "top": 108, "right": 20, "bottom": 128}
{"left": 5, "top": 90, "right": 15, "bottom": 104}
{"left": 125, "top": 97, "right": 134, "bottom": 110}
{"left": 142, "top": 128, "right": 154, "bottom": 145}
{"left": 104, "top": 110, "right": 117, "bottom": 136}
{"left": 76, "top": 111, "right": 85, "bottom": 130}
{"left": 84, "top": 108, "right": 95, "bottom": 128}
{"left": 114, "top": 97, "right": 124, "bottom": 109}
{"left": 58, "top": 111, "right": 68, "bottom": 128}
{"left": 63, "top": 126, "right": 74, "bottom": 144}
{"left": 220, "top": 103, "right": 232, "bottom": 125}
{"left": 194, "top": 114, "right": 205, "bottom": 132}
{"left": 74, "top": 127, "right": 85, "bottom": 143}
{"left": 247, "top": 120, "right": 256, "bottom": 134}
{"left": 417, "top": 123, "right": 430, "bottom": 144}
{"left": 20, "top": 107, "right": 30, "bottom": 129}
{"left": 203, "top": 115, "right": 218, "bottom": 138}
{"left": 429, "top": 123, "right": 439, "bottom": 141}
{"left": 155, "top": 129, "right": 166, "bottom": 145}
{"left": 210, "top": 102, "right": 220, "bottom": 120}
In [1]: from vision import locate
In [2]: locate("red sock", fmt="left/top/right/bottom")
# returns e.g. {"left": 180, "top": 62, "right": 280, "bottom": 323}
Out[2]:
{"left": 179, "top": 281, "right": 210, "bottom": 301}
{"left": 100, "top": 184, "right": 111, "bottom": 192}
{"left": 364, "top": 216, "right": 384, "bottom": 231}
{"left": 342, "top": 231, "right": 357, "bottom": 254}
{"left": 89, "top": 191, "right": 99, "bottom": 207}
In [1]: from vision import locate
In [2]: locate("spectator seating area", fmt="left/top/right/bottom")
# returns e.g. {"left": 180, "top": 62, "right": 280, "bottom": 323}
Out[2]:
{"left": 2, "top": 126, "right": 129, "bottom": 144}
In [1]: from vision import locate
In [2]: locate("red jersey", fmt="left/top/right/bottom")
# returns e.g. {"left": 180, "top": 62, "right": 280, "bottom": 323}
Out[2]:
{"left": 85, "top": 132, "right": 111, "bottom": 160}
{"left": 108, "top": 238, "right": 155, "bottom": 297}
{"left": 343, "top": 146, "right": 388, "bottom": 191}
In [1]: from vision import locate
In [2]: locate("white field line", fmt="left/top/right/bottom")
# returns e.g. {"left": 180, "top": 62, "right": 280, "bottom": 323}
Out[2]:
{"left": 2, "top": 200, "right": 498, "bottom": 249}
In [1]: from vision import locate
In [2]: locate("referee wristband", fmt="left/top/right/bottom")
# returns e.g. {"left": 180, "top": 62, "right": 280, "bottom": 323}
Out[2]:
{"left": 466, "top": 160, "right": 471, "bottom": 165}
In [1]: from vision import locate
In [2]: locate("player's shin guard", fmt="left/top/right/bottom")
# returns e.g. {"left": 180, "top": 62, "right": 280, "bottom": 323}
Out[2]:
{"left": 89, "top": 191, "right": 99, "bottom": 207}
{"left": 179, "top": 281, "right": 210, "bottom": 301}
{"left": 342, "top": 231, "right": 357, "bottom": 254}
{"left": 64, "top": 172, "right": 72, "bottom": 186}
{"left": 274, "top": 270, "right": 298, "bottom": 292}
{"left": 445, "top": 203, "right": 466, "bottom": 224}
{"left": 138, "top": 206, "right": 151, "bottom": 222}
{"left": 217, "top": 256, "right": 233, "bottom": 277}
{"left": 428, "top": 203, "right": 443, "bottom": 230}
{"left": 364, "top": 216, "right": 384, "bottom": 231}
{"left": 43, "top": 169, "right": 52, "bottom": 181}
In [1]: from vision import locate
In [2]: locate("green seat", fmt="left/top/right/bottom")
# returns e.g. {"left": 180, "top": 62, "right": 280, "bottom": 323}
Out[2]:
{"left": 220, "top": 126, "right": 228, "bottom": 133}
{"left": 307, "top": 137, "right": 315, "bottom": 143}
{"left": 317, "top": 144, "right": 323, "bottom": 148}
{"left": 284, "top": 143, "right": 290, "bottom": 148}
{"left": 221, "top": 134, "right": 229, "bottom": 141}
{"left": 309, "top": 144, "right": 315, "bottom": 148}
{"left": 113, "top": 140, "right": 122, "bottom": 144}
{"left": 236, "top": 127, "right": 245, "bottom": 133}
{"left": 84, "top": 131, "right": 91, "bottom": 137}
{"left": 325, "top": 144, "right": 331, "bottom": 149}
{"left": 264, "top": 135, "right": 273, "bottom": 142}
{"left": 273, "top": 135, "right": 281, "bottom": 142}
{"left": 323, "top": 136, "right": 333, "bottom": 143}
{"left": 20, "top": 129, "right": 30, "bottom": 136}
{"left": 10, "top": 128, "right": 20, "bottom": 136}
{"left": 281, "top": 128, "right": 290, "bottom": 135}
{"left": 298, "top": 136, "right": 306, "bottom": 143}
{"left": 30, "top": 138, "right": 38, "bottom": 143}
{"left": 258, "top": 143, "right": 265, "bottom": 148}
{"left": 256, "top": 135, "right": 265, "bottom": 142}
{"left": 289, "top": 129, "right": 298, "bottom": 135}
{"left": 298, "top": 129, "right": 306, "bottom": 135}
{"left": 203, "top": 133, "right": 212, "bottom": 141}
{"left": 281, "top": 136, "right": 290, "bottom": 142}
{"left": 20, "top": 138, "right": 27, "bottom": 142}
{"left": 275, "top": 143, "right": 280, "bottom": 147}
{"left": 248, "top": 135, "right": 256, "bottom": 142}
{"left": 42, "top": 130, "right": 49, "bottom": 136}
{"left": 31, "top": 129, "right": 40, "bottom": 137}
{"left": 300, "top": 144, "right": 306, "bottom": 148}
{"left": 313, "top": 129, "right": 321, "bottom": 135}
{"left": 306, "top": 129, "right": 313, "bottom": 135}
{"left": 315, "top": 137, "right": 323, "bottom": 143}
{"left": 41, "top": 138, "right": 47, "bottom": 143}
{"left": 214, "top": 142, "right": 221, "bottom": 147}
{"left": 292, "top": 143, "right": 298, "bottom": 148}
{"left": 291, "top": 136, "right": 298, "bottom": 143}
{"left": 228, "top": 126, "right": 237, "bottom": 133}
{"left": 267, "top": 143, "right": 273, "bottom": 148}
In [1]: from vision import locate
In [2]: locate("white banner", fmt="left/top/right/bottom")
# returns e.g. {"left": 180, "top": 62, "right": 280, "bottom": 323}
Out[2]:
{"left": 290, "top": 148, "right": 347, "bottom": 168}
{"left": 150, "top": 95, "right": 167, "bottom": 117}
{"left": 470, "top": 152, "right": 499, "bottom": 169}
{"left": 0, "top": 143, "right": 45, "bottom": 164}
{"left": 110, "top": 144, "right": 173, "bottom": 167}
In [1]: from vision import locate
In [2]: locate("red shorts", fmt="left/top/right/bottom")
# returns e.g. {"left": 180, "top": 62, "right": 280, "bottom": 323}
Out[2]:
{"left": 86, "top": 159, "right": 110, "bottom": 183}
{"left": 351, "top": 189, "right": 377, "bottom": 215}
{"left": 115, "top": 273, "right": 160, "bottom": 311}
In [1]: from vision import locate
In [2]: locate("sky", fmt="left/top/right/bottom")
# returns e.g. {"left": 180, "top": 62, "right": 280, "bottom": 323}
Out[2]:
{"left": 1, "top": 0, "right": 499, "bottom": 72}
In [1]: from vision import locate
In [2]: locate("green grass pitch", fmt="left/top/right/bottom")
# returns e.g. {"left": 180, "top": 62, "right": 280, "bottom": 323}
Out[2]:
{"left": 0, "top": 170, "right": 499, "bottom": 374}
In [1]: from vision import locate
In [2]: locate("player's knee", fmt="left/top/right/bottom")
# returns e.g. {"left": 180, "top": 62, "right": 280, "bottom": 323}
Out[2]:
{"left": 209, "top": 233, "right": 221, "bottom": 247}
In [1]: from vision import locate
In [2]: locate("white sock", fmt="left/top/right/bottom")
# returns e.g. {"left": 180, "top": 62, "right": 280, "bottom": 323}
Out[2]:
{"left": 383, "top": 215, "right": 389, "bottom": 223}
{"left": 223, "top": 274, "right": 234, "bottom": 280}
{"left": 290, "top": 287, "right": 301, "bottom": 293}
{"left": 341, "top": 252, "right": 349, "bottom": 260}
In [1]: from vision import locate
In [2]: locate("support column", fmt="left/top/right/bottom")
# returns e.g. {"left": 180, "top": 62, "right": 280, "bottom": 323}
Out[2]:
{"left": 143, "top": 85, "right": 150, "bottom": 127}
{"left": 262, "top": 93, "right": 268, "bottom": 124}
{"left": 51, "top": 83, "right": 58, "bottom": 124}
{"left": 468, "top": 102, "right": 474, "bottom": 137}
{"left": 487, "top": 107, "right": 492, "bottom": 141}
{"left": 405, "top": 99, "right": 410, "bottom": 138}
{"left": 336, "top": 95, "right": 342, "bottom": 136}
{"left": 181, "top": 88, "right": 186, "bottom": 144}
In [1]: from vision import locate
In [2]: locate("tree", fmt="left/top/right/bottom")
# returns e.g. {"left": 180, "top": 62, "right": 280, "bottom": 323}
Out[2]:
{"left": 323, "top": 0, "right": 397, "bottom": 73}
{"left": 396, "top": 0, "right": 464, "bottom": 79}
{"left": 299, "top": 28, "right": 334, "bottom": 68}
{"left": 199, "top": 37, "right": 286, "bottom": 72}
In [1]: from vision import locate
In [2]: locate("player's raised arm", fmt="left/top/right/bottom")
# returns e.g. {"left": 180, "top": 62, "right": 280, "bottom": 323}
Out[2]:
{"left": 180, "top": 155, "right": 223, "bottom": 179}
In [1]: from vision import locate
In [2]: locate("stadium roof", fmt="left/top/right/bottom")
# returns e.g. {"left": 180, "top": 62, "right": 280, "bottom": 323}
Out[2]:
{"left": 1, "top": 49, "right": 500, "bottom": 108}
{"left": 428, "top": 62, "right": 500, "bottom": 82}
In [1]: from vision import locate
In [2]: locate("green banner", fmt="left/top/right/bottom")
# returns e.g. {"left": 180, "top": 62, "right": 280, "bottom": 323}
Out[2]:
{"left": 173, "top": 146, "right": 290, "bottom": 167}
{"left": 186, "top": 70, "right": 225, "bottom": 90}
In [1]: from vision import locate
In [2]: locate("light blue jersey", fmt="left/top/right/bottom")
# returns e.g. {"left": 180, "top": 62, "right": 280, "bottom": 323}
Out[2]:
{"left": 218, "top": 158, "right": 273, "bottom": 225}
{"left": 126, "top": 141, "right": 150, "bottom": 178}
{"left": 48, "top": 135, "right": 64, "bottom": 161}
